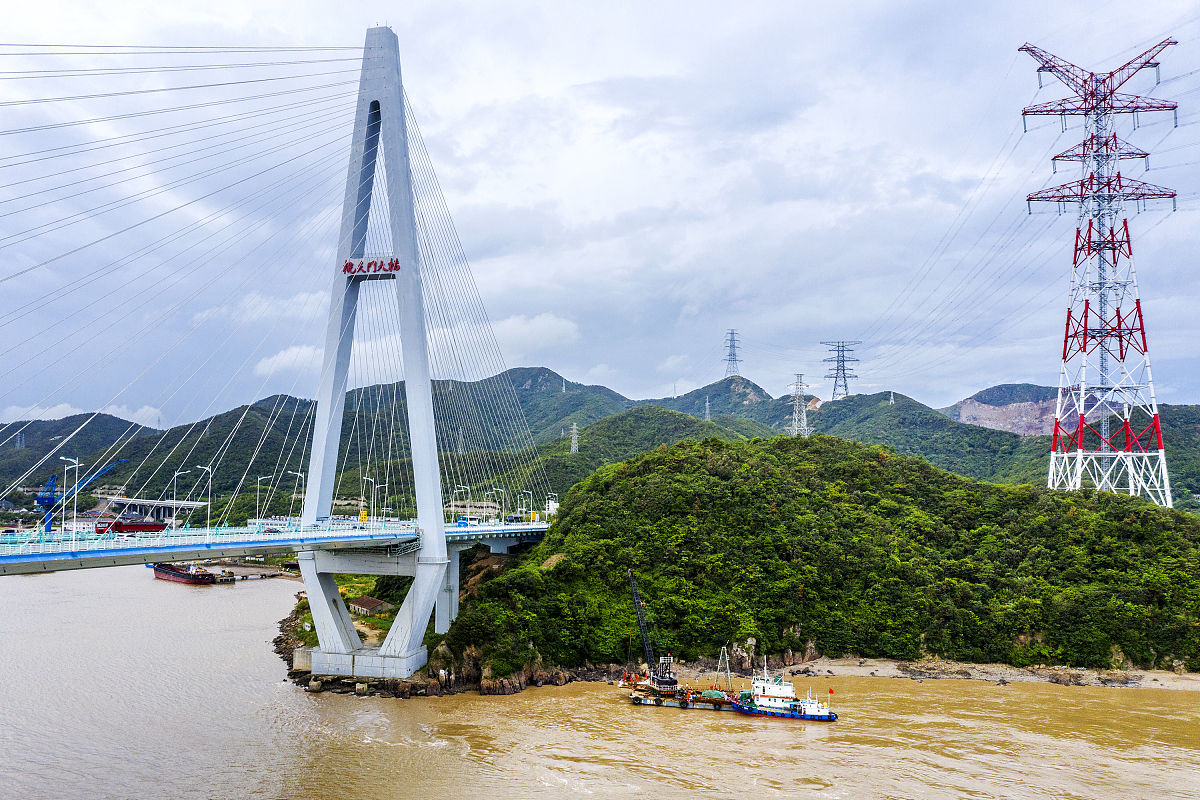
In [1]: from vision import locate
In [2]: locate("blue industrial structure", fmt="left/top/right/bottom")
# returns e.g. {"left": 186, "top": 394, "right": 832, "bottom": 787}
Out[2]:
{"left": 34, "top": 459, "right": 128, "bottom": 534}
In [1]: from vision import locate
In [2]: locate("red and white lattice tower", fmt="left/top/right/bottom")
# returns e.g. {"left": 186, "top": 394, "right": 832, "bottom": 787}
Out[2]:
{"left": 1020, "top": 39, "right": 1178, "bottom": 507}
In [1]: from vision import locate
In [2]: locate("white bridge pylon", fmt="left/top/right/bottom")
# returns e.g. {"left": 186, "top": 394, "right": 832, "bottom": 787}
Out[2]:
{"left": 297, "top": 26, "right": 462, "bottom": 679}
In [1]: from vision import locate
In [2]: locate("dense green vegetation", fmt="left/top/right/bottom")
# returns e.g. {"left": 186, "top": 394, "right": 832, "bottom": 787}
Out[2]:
{"left": 6, "top": 368, "right": 1200, "bottom": 514}
{"left": 813, "top": 392, "right": 1049, "bottom": 486}
{"left": 441, "top": 435, "right": 1200, "bottom": 676}
{"left": 533, "top": 405, "right": 755, "bottom": 495}
{"left": 941, "top": 383, "right": 1057, "bottom": 413}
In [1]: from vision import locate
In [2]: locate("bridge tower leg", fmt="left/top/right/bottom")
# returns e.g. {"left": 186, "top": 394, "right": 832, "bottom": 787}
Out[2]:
{"left": 298, "top": 25, "right": 448, "bottom": 679}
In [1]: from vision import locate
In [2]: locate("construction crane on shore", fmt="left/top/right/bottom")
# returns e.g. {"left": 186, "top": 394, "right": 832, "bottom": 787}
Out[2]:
{"left": 35, "top": 459, "right": 127, "bottom": 534}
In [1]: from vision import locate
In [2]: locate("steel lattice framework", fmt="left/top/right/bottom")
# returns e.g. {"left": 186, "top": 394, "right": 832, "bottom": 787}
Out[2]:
{"left": 1020, "top": 38, "right": 1178, "bottom": 507}
{"left": 822, "top": 340, "right": 861, "bottom": 400}
{"left": 786, "top": 373, "right": 812, "bottom": 437}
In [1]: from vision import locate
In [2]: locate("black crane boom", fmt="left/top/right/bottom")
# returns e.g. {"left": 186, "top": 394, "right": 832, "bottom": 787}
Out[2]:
{"left": 627, "top": 569, "right": 656, "bottom": 669}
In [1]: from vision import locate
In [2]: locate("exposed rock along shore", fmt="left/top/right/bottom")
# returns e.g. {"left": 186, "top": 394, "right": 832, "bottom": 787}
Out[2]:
{"left": 274, "top": 611, "right": 1200, "bottom": 697}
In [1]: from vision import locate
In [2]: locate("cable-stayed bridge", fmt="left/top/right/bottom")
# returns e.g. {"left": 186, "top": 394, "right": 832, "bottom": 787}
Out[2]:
{"left": 0, "top": 27, "right": 554, "bottom": 678}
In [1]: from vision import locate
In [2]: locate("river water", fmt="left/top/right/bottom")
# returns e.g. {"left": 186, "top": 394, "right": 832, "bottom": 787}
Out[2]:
{"left": 0, "top": 566, "right": 1197, "bottom": 799}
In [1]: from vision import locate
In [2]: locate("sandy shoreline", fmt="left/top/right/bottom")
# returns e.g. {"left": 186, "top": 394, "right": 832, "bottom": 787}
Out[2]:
{"left": 670, "top": 655, "right": 1200, "bottom": 692}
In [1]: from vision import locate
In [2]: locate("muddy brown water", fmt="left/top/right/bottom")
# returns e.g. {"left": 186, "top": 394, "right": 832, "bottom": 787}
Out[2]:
{"left": 0, "top": 565, "right": 1196, "bottom": 799}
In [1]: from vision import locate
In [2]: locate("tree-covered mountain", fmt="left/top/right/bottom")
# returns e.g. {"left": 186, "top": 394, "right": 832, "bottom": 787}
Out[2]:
{"left": 6, "top": 369, "right": 1199, "bottom": 513}
{"left": 637, "top": 375, "right": 793, "bottom": 427}
{"left": 533, "top": 405, "right": 764, "bottom": 495}
{"left": 438, "top": 435, "right": 1200, "bottom": 676}
{"left": 0, "top": 414, "right": 158, "bottom": 491}
{"left": 812, "top": 392, "right": 1049, "bottom": 486}
{"left": 502, "top": 367, "right": 631, "bottom": 443}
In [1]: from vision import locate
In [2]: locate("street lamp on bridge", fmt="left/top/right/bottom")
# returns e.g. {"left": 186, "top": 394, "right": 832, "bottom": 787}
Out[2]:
{"left": 373, "top": 482, "right": 388, "bottom": 523}
{"left": 362, "top": 477, "right": 374, "bottom": 522}
{"left": 172, "top": 469, "right": 190, "bottom": 528}
{"left": 59, "top": 456, "right": 81, "bottom": 546}
{"left": 491, "top": 486, "right": 508, "bottom": 517}
{"left": 453, "top": 484, "right": 470, "bottom": 520}
{"left": 257, "top": 475, "right": 273, "bottom": 522}
{"left": 194, "top": 466, "right": 213, "bottom": 529}
{"left": 288, "top": 470, "right": 305, "bottom": 521}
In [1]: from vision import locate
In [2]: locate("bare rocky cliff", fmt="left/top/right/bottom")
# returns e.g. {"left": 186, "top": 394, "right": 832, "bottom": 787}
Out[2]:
{"left": 952, "top": 397, "right": 1056, "bottom": 436}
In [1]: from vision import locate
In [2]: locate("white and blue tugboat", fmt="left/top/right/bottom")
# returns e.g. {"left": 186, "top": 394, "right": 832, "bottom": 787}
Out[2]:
{"left": 731, "top": 664, "right": 837, "bottom": 721}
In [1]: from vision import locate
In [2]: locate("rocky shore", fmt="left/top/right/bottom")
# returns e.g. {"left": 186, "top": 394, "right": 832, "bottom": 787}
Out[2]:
{"left": 275, "top": 610, "right": 1200, "bottom": 698}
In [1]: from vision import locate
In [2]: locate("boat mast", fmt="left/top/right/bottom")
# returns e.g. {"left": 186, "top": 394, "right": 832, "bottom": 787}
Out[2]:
{"left": 717, "top": 645, "right": 733, "bottom": 693}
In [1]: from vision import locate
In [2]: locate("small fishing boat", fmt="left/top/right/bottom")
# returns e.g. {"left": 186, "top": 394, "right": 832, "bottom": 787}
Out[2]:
{"left": 152, "top": 563, "right": 216, "bottom": 585}
{"left": 730, "top": 666, "right": 837, "bottom": 721}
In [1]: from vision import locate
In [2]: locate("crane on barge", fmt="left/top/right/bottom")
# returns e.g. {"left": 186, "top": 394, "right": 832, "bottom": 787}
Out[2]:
{"left": 626, "top": 569, "right": 677, "bottom": 691}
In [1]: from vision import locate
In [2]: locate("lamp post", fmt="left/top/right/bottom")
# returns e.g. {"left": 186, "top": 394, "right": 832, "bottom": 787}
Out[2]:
{"left": 287, "top": 470, "right": 305, "bottom": 526}
{"left": 373, "top": 482, "right": 388, "bottom": 526}
{"left": 362, "top": 477, "right": 375, "bottom": 524}
{"left": 454, "top": 484, "right": 470, "bottom": 521}
{"left": 519, "top": 490, "right": 533, "bottom": 520}
{"left": 195, "top": 465, "right": 213, "bottom": 531}
{"left": 492, "top": 486, "right": 508, "bottom": 517}
{"left": 59, "top": 456, "right": 80, "bottom": 546}
{"left": 257, "top": 475, "right": 273, "bottom": 523}
{"left": 172, "top": 469, "right": 191, "bottom": 529}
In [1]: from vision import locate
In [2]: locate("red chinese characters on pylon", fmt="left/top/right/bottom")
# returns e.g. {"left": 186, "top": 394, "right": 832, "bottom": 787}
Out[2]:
{"left": 342, "top": 257, "right": 402, "bottom": 275}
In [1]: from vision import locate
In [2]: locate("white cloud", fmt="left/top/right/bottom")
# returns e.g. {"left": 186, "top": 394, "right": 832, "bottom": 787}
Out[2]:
{"left": 492, "top": 313, "right": 580, "bottom": 362}
{"left": 191, "top": 291, "right": 328, "bottom": 326}
{"left": 254, "top": 345, "right": 322, "bottom": 377}
{"left": 582, "top": 363, "right": 620, "bottom": 385}
{"left": 100, "top": 405, "right": 164, "bottom": 428}
{"left": 0, "top": 403, "right": 84, "bottom": 423}
{"left": 656, "top": 354, "right": 690, "bottom": 374}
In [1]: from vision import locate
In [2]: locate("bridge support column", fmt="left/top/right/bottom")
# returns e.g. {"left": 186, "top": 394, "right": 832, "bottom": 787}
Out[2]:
{"left": 435, "top": 545, "right": 464, "bottom": 634}
{"left": 296, "top": 26, "right": 446, "bottom": 681}
{"left": 298, "top": 551, "right": 361, "bottom": 657}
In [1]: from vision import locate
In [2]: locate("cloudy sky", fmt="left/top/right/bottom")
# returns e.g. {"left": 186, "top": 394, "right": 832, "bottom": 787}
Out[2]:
{"left": 4, "top": 0, "right": 1200, "bottom": 428}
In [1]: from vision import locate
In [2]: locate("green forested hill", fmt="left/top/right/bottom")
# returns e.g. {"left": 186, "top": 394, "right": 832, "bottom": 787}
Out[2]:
{"left": 534, "top": 405, "right": 760, "bottom": 495}
{"left": 7, "top": 369, "right": 1200, "bottom": 513}
{"left": 637, "top": 375, "right": 796, "bottom": 428}
{"left": 812, "top": 393, "right": 1048, "bottom": 486}
{"left": 504, "top": 366, "right": 631, "bottom": 443}
{"left": 441, "top": 435, "right": 1200, "bottom": 676}
{"left": 0, "top": 414, "right": 158, "bottom": 490}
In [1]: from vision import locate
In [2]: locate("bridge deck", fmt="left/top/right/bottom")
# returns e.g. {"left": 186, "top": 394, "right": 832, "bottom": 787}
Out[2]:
{"left": 0, "top": 521, "right": 548, "bottom": 576}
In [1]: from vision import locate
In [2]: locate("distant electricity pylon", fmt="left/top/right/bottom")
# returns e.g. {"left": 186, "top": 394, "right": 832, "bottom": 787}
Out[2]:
{"left": 786, "top": 374, "right": 812, "bottom": 438}
{"left": 821, "top": 340, "right": 861, "bottom": 400}
{"left": 724, "top": 329, "right": 742, "bottom": 377}
{"left": 569, "top": 422, "right": 579, "bottom": 454}
{"left": 704, "top": 395, "right": 711, "bottom": 421}
{"left": 1021, "top": 38, "right": 1177, "bottom": 507}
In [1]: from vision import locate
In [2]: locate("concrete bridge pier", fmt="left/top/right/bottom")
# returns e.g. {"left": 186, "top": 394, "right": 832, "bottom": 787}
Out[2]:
{"left": 300, "top": 547, "right": 433, "bottom": 678}
{"left": 434, "top": 544, "right": 467, "bottom": 634}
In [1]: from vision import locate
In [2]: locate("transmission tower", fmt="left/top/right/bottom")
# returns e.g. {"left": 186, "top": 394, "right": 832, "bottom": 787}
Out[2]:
{"left": 821, "top": 340, "right": 861, "bottom": 400}
{"left": 569, "top": 422, "right": 579, "bottom": 454}
{"left": 723, "top": 329, "right": 742, "bottom": 377}
{"left": 786, "top": 374, "right": 812, "bottom": 437}
{"left": 1021, "top": 39, "right": 1177, "bottom": 507}
{"left": 704, "top": 395, "right": 711, "bottom": 421}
